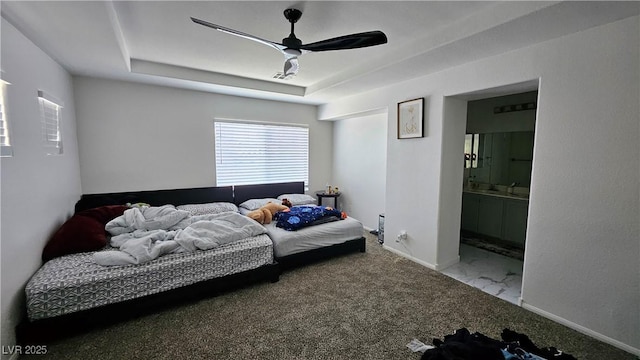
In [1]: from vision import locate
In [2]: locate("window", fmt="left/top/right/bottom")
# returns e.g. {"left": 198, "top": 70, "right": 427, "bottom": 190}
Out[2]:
{"left": 0, "top": 79, "right": 12, "bottom": 157}
{"left": 38, "top": 90, "right": 63, "bottom": 155}
{"left": 464, "top": 133, "right": 479, "bottom": 168}
{"left": 214, "top": 119, "right": 309, "bottom": 188}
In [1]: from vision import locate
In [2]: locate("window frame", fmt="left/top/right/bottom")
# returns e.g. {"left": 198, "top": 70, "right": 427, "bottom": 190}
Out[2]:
{"left": 38, "top": 90, "right": 64, "bottom": 155}
{"left": 213, "top": 118, "right": 309, "bottom": 189}
{"left": 0, "top": 79, "right": 12, "bottom": 157}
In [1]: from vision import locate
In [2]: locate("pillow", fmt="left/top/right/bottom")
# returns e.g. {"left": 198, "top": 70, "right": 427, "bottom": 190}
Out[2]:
{"left": 277, "top": 193, "right": 316, "bottom": 206}
{"left": 42, "top": 205, "right": 128, "bottom": 262}
{"left": 77, "top": 205, "right": 130, "bottom": 224}
{"left": 238, "top": 198, "right": 281, "bottom": 211}
{"left": 176, "top": 202, "right": 238, "bottom": 216}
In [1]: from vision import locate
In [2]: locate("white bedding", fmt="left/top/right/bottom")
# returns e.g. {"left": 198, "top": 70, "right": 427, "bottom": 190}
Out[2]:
{"left": 263, "top": 216, "right": 363, "bottom": 258}
{"left": 95, "top": 206, "right": 266, "bottom": 266}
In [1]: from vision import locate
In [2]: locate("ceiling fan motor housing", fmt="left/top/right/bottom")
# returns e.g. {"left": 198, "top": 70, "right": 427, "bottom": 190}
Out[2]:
{"left": 284, "top": 9, "right": 302, "bottom": 23}
{"left": 283, "top": 8, "right": 303, "bottom": 49}
{"left": 282, "top": 35, "right": 302, "bottom": 49}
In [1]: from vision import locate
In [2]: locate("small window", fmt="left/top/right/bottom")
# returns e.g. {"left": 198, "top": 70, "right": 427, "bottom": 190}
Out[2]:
{"left": 0, "top": 80, "right": 12, "bottom": 157}
{"left": 38, "top": 90, "right": 63, "bottom": 155}
{"left": 464, "top": 133, "right": 479, "bottom": 169}
{"left": 214, "top": 119, "right": 309, "bottom": 188}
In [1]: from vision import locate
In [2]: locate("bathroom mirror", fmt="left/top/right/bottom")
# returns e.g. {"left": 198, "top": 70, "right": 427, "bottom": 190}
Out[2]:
{"left": 465, "top": 131, "right": 534, "bottom": 187}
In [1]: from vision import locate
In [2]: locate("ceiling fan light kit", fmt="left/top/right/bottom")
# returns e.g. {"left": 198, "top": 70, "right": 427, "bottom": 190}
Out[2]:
{"left": 191, "top": 8, "right": 387, "bottom": 80}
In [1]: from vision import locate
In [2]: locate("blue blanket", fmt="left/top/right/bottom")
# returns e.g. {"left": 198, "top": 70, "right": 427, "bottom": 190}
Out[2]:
{"left": 275, "top": 206, "right": 344, "bottom": 231}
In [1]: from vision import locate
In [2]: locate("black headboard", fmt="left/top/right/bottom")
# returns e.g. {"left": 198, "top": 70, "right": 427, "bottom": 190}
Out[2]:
{"left": 74, "top": 182, "right": 306, "bottom": 213}
{"left": 75, "top": 186, "right": 234, "bottom": 213}
{"left": 233, "top": 182, "right": 305, "bottom": 205}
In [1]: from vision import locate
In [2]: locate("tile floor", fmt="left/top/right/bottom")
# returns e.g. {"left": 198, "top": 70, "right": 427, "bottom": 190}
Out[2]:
{"left": 440, "top": 243, "right": 523, "bottom": 305}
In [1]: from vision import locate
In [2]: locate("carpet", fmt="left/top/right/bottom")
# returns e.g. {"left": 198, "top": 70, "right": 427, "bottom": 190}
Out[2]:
{"left": 22, "top": 233, "right": 634, "bottom": 360}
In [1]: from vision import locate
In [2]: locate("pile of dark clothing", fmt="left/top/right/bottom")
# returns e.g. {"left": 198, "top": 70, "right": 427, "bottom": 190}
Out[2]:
{"left": 421, "top": 328, "right": 577, "bottom": 360}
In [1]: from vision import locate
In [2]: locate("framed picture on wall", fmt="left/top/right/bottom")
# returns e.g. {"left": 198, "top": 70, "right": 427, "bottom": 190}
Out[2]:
{"left": 397, "top": 97, "right": 424, "bottom": 139}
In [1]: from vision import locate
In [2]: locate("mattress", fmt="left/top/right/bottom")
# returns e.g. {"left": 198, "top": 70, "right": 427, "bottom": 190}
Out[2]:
{"left": 25, "top": 234, "right": 273, "bottom": 321}
{"left": 264, "top": 217, "right": 364, "bottom": 258}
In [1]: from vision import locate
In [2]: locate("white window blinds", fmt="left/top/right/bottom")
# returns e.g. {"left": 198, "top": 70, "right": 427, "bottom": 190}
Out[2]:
{"left": 38, "top": 90, "right": 63, "bottom": 155}
{"left": 0, "top": 80, "right": 12, "bottom": 157}
{"left": 214, "top": 120, "right": 309, "bottom": 187}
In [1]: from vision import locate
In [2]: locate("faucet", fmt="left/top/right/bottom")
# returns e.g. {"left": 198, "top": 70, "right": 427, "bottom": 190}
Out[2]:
{"left": 467, "top": 176, "right": 476, "bottom": 189}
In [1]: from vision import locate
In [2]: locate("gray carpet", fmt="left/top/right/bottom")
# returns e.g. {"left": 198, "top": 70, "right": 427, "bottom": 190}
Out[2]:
{"left": 25, "top": 233, "right": 634, "bottom": 360}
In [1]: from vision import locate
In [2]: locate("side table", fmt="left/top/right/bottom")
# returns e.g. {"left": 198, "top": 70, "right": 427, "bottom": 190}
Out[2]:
{"left": 315, "top": 191, "right": 341, "bottom": 208}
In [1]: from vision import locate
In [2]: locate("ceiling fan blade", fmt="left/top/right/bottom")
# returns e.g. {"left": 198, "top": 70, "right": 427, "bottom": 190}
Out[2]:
{"left": 191, "top": 17, "right": 285, "bottom": 53}
{"left": 299, "top": 31, "right": 387, "bottom": 52}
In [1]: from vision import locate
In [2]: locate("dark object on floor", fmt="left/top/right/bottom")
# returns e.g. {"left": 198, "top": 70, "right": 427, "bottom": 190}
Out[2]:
{"left": 421, "top": 328, "right": 504, "bottom": 360}
{"left": 461, "top": 234, "right": 524, "bottom": 261}
{"left": 501, "top": 328, "right": 577, "bottom": 359}
{"left": 421, "top": 328, "right": 577, "bottom": 360}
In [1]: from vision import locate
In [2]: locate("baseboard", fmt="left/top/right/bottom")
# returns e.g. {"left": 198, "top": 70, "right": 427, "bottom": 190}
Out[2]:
{"left": 434, "top": 256, "right": 460, "bottom": 271}
{"left": 381, "top": 244, "right": 460, "bottom": 271}
{"left": 382, "top": 244, "right": 640, "bottom": 356}
{"left": 521, "top": 300, "right": 640, "bottom": 356}
{"left": 382, "top": 244, "right": 437, "bottom": 270}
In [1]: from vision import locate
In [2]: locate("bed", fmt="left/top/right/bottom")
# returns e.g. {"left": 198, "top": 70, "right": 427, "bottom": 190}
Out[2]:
{"left": 233, "top": 182, "right": 366, "bottom": 269}
{"left": 18, "top": 182, "right": 365, "bottom": 343}
{"left": 18, "top": 185, "right": 279, "bottom": 344}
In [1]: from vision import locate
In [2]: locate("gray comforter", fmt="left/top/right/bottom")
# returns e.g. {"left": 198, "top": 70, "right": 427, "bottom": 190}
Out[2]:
{"left": 94, "top": 205, "right": 266, "bottom": 266}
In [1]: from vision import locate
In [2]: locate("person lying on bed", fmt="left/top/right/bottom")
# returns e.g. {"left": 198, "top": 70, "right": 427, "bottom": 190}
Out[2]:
{"left": 274, "top": 205, "right": 347, "bottom": 231}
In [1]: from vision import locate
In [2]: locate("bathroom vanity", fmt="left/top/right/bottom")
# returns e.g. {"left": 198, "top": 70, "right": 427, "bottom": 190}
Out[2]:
{"left": 461, "top": 92, "right": 536, "bottom": 251}
{"left": 461, "top": 186, "right": 529, "bottom": 248}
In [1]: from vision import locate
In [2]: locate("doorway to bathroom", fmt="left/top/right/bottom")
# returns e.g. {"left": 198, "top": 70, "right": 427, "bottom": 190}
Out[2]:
{"left": 441, "top": 83, "right": 538, "bottom": 305}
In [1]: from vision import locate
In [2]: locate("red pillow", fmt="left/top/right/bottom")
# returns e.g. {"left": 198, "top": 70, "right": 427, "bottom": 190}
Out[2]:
{"left": 77, "top": 205, "right": 129, "bottom": 224}
{"left": 42, "top": 205, "right": 128, "bottom": 262}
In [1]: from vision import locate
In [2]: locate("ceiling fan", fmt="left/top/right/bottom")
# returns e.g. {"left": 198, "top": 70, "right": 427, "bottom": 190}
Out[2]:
{"left": 191, "top": 8, "right": 387, "bottom": 80}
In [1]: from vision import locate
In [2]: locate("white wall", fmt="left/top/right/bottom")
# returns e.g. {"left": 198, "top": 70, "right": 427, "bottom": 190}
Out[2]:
{"left": 320, "top": 16, "right": 639, "bottom": 354}
{"left": 0, "top": 18, "right": 82, "bottom": 356}
{"left": 73, "top": 77, "right": 330, "bottom": 194}
{"left": 332, "top": 112, "right": 387, "bottom": 230}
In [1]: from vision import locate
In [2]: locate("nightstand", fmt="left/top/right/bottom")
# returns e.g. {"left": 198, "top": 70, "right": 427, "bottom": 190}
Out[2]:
{"left": 315, "top": 191, "right": 341, "bottom": 208}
